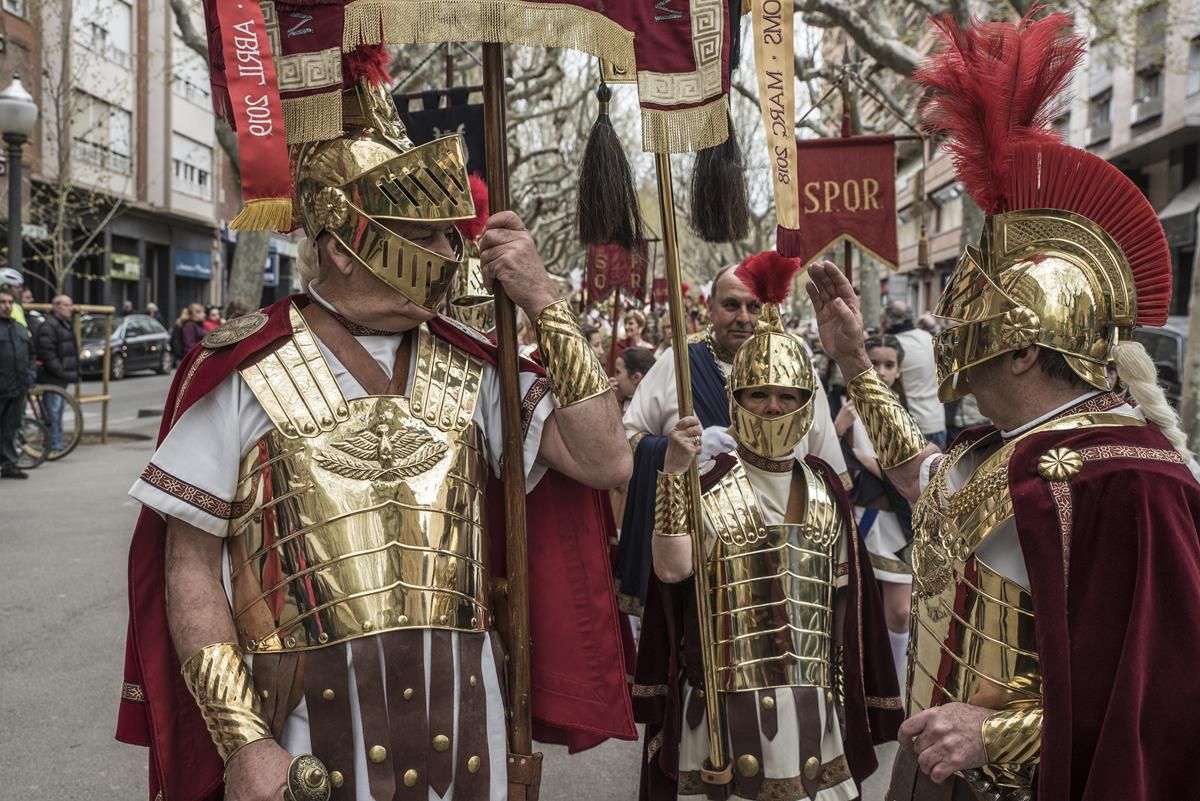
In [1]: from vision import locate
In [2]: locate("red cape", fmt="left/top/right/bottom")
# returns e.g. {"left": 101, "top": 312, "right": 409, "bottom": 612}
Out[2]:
{"left": 116, "top": 296, "right": 636, "bottom": 801}
{"left": 631, "top": 453, "right": 903, "bottom": 800}
{"left": 1007, "top": 420, "right": 1200, "bottom": 801}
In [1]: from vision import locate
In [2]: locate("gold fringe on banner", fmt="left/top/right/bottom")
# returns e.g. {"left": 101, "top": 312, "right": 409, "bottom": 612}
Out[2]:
{"left": 229, "top": 198, "right": 296, "bottom": 232}
{"left": 282, "top": 91, "right": 344, "bottom": 145}
{"left": 343, "top": 0, "right": 637, "bottom": 73}
{"left": 640, "top": 95, "right": 729, "bottom": 154}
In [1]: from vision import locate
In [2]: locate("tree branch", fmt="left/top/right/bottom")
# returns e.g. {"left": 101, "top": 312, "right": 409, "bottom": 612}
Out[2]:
{"left": 797, "top": 0, "right": 923, "bottom": 76}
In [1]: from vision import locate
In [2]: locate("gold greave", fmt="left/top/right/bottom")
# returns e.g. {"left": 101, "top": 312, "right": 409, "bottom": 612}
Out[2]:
{"left": 180, "top": 642, "right": 273, "bottom": 762}
{"left": 654, "top": 471, "right": 691, "bottom": 538}
{"left": 982, "top": 706, "right": 1043, "bottom": 767}
{"left": 846, "top": 368, "right": 927, "bottom": 469}
{"left": 534, "top": 300, "right": 611, "bottom": 408}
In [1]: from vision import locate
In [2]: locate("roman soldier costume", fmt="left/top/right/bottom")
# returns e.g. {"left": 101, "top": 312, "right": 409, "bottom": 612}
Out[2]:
{"left": 633, "top": 252, "right": 901, "bottom": 801}
{"left": 833, "top": 12, "right": 1200, "bottom": 801}
{"left": 116, "top": 32, "right": 633, "bottom": 801}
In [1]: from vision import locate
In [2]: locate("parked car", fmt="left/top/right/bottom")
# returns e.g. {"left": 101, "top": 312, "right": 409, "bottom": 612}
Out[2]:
{"left": 79, "top": 313, "right": 173, "bottom": 380}
{"left": 1131, "top": 315, "right": 1188, "bottom": 409}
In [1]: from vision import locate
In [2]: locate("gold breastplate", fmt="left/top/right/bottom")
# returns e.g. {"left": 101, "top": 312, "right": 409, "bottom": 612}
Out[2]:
{"left": 909, "top": 410, "right": 1142, "bottom": 790}
{"left": 704, "top": 458, "right": 842, "bottom": 692}
{"left": 227, "top": 306, "right": 490, "bottom": 654}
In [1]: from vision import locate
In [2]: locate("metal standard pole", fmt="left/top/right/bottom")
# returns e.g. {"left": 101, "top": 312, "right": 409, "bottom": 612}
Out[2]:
{"left": 6, "top": 133, "right": 24, "bottom": 272}
{"left": 481, "top": 41, "right": 541, "bottom": 801}
{"left": 653, "top": 153, "right": 731, "bottom": 786}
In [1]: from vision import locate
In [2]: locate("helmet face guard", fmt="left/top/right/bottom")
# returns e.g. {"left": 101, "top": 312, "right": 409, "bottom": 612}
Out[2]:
{"left": 446, "top": 241, "right": 496, "bottom": 334}
{"left": 728, "top": 306, "right": 817, "bottom": 459}
{"left": 294, "top": 83, "right": 475, "bottom": 311}
{"left": 932, "top": 211, "right": 1131, "bottom": 401}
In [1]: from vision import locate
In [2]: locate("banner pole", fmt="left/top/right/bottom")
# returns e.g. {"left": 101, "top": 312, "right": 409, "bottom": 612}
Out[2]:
{"left": 482, "top": 41, "right": 541, "bottom": 800}
{"left": 654, "top": 152, "right": 732, "bottom": 787}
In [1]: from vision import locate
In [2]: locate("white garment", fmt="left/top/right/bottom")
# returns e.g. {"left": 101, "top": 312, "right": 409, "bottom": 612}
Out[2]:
{"left": 624, "top": 344, "right": 848, "bottom": 478}
{"left": 893, "top": 328, "right": 943, "bottom": 435}
{"left": 675, "top": 459, "right": 853, "bottom": 801}
{"left": 849, "top": 418, "right": 911, "bottom": 585}
{"left": 131, "top": 315, "right": 554, "bottom": 801}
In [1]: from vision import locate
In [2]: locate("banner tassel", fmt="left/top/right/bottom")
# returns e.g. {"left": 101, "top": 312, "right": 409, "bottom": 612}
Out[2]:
{"left": 689, "top": 111, "right": 749, "bottom": 243}
{"left": 577, "top": 80, "right": 644, "bottom": 249}
{"left": 229, "top": 198, "right": 295, "bottom": 232}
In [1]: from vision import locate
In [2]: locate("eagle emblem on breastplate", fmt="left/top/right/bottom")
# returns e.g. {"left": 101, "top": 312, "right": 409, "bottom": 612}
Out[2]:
{"left": 315, "top": 404, "right": 448, "bottom": 482}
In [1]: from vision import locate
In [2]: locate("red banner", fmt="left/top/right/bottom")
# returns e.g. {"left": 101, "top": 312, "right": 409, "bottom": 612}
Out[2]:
{"left": 651, "top": 277, "right": 668, "bottom": 308}
{"left": 780, "top": 134, "right": 898, "bottom": 269}
{"left": 587, "top": 243, "right": 648, "bottom": 304}
{"left": 214, "top": 0, "right": 293, "bottom": 230}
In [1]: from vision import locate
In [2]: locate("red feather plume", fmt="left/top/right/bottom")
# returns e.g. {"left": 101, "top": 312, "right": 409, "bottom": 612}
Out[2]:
{"left": 914, "top": 7, "right": 1084, "bottom": 215}
{"left": 457, "top": 174, "right": 490, "bottom": 241}
{"left": 344, "top": 45, "right": 391, "bottom": 85}
{"left": 735, "top": 250, "right": 803, "bottom": 305}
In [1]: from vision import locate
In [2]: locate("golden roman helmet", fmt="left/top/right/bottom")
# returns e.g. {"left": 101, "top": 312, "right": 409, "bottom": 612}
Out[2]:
{"left": 446, "top": 241, "right": 496, "bottom": 334}
{"left": 728, "top": 252, "right": 815, "bottom": 460}
{"left": 291, "top": 79, "right": 475, "bottom": 311}
{"left": 916, "top": 14, "right": 1172, "bottom": 402}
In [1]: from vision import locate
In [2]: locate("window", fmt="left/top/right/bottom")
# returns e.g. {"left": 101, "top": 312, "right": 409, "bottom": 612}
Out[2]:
{"left": 73, "top": 0, "right": 133, "bottom": 67}
{"left": 1189, "top": 38, "right": 1200, "bottom": 96}
{"left": 3, "top": 0, "right": 27, "bottom": 17}
{"left": 172, "top": 133, "right": 213, "bottom": 199}
{"left": 1135, "top": 70, "right": 1162, "bottom": 102}
{"left": 71, "top": 91, "right": 133, "bottom": 175}
{"left": 1089, "top": 92, "right": 1111, "bottom": 126}
{"left": 172, "top": 35, "right": 211, "bottom": 106}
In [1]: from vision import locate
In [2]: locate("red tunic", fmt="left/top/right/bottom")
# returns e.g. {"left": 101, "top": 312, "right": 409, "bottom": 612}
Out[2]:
{"left": 115, "top": 295, "right": 636, "bottom": 801}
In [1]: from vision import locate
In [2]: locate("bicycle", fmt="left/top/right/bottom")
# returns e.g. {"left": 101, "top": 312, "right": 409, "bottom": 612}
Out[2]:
{"left": 16, "top": 415, "right": 49, "bottom": 470}
{"left": 27, "top": 384, "right": 84, "bottom": 459}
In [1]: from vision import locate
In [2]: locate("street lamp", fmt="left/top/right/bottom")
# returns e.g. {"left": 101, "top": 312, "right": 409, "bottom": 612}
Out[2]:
{"left": 0, "top": 75, "right": 39, "bottom": 273}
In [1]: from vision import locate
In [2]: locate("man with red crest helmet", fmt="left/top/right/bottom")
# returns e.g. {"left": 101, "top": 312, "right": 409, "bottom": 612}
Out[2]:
{"left": 809, "top": 9, "right": 1200, "bottom": 801}
{"left": 633, "top": 250, "right": 902, "bottom": 801}
{"left": 116, "top": 33, "right": 634, "bottom": 801}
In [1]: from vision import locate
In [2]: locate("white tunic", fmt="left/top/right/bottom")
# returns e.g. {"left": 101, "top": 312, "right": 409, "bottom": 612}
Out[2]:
{"left": 676, "top": 459, "right": 856, "bottom": 801}
{"left": 130, "top": 309, "right": 553, "bottom": 801}
{"left": 850, "top": 417, "right": 912, "bottom": 585}
{"left": 624, "top": 344, "right": 848, "bottom": 480}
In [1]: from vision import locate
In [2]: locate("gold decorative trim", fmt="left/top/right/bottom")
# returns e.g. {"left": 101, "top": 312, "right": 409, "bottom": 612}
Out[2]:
{"left": 1037, "top": 448, "right": 1083, "bottom": 481}
{"left": 869, "top": 553, "right": 912, "bottom": 576}
{"left": 631, "top": 683, "right": 669, "bottom": 698}
{"left": 641, "top": 95, "right": 729, "bottom": 154}
{"left": 678, "top": 755, "right": 851, "bottom": 796}
{"left": 520, "top": 378, "right": 550, "bottom": 439}
{"left": 121, "top": 682, "right": 146, "bottom": 703}
{"left": 342, "top": 0, "right": 636, "bottom": 70}
{"left": 203, "top": 312, "right": 269, "bottom": 349}
{"left": 1078, "top": 444, "right": 1185, "bottom": 465}
{"left": 866, "top": 694, "right": 904, "bottom": 710}
{"left": 282, "top": 91, "right": 343, "bottom": 145}
{"left": 736, "top": 445, "right": 793, "bottom": 473}
{"left": 636, "top": 0, "right": 724, "bottom": 104}
{"left": 1048, "top": 480, "right": 1074, "bottom": 580}
{"left": 171, "top": 347, "right": 212, "bottom": 425}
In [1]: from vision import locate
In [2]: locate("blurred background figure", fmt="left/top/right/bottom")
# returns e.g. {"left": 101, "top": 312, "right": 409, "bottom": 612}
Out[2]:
{"left": 35, "top": 294, "right": 79, "bottom": 454}
{"left": 202, "top": 305, "right": 223, "bottom": 333}
{"left": 835, "top": 333, "right": 914, "bottom": 685}
{"left": 0, "top": 288, "right": 35, "bottom": 478}
{"left": 883, "top": 300, "right": 946, "bottom": 447}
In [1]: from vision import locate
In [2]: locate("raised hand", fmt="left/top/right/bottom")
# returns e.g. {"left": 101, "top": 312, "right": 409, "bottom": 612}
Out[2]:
{"left": 805, "top": 261, "right": 871, "bottom": 376}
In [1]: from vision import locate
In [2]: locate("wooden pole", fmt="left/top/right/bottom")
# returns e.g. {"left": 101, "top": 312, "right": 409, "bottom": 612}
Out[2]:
{"left": 607, "top": 287, "right": 620, "bottom": 375}
{"left": 654, "top": 153, "right": 731, "bottom": 786}
{"left": 482, "top": 42, "right": 539, "bottom": 796}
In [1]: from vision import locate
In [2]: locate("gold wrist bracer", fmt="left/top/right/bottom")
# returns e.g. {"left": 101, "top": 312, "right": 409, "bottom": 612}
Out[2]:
{"left": 654, "top": 471, "right": 692, "bottom": 538}
{"left": 534, "top": 299, "right": 610, "bottom": 407}
{"left": 180, "top": 642, "right": 273, "bottom": 762}
{"left": 981, "top": 706, "right": 1043, "bottom": 767}
{"left": 846, "top": 368, "right": 927, "bottom": 469}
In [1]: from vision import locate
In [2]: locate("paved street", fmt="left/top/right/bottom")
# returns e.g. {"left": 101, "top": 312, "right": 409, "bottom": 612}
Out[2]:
{"left": 0, "top": 370, "right": 894, "bottom": 800}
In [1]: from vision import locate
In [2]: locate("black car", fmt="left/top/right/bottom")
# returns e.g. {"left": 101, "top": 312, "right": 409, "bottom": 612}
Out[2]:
{"left": 79, "top": 313, "right": 173, "bottom": 379}
{"left": 1131, "top": 315, "right": 1189, "bottom": 409}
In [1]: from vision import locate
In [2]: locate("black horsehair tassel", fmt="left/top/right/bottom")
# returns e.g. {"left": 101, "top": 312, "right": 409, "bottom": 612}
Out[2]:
{"left": 576, "top": 80, "right": 645, "bottom": 249}
{"left": 690, "top": 111, "right": 749, "bottom": 243}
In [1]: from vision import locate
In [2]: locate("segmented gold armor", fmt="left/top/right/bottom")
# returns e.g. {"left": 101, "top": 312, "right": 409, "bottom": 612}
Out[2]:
{"left": 909, "top": 410, "right": 1143, "bottom": 793}
{"left": 703, "top": 458, "right": 842, "bottom": 692}
{"left": 227, "top": 306, "right": 491, "bottom": 654}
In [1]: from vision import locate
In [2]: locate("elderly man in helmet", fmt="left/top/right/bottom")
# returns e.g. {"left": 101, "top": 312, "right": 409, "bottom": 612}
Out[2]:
{"left": 118, "top": 51, "right": 635, "bottom": 801}
{"left": 810, "top": 12, "right": 1200, "bottom": 801}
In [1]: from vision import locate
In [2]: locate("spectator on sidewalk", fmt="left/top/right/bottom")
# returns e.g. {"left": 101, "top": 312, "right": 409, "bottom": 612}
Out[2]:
{"left": 145, "top": 302, "right": 164, "bottom": 327}
{"left": 0, "top": 288, "right": 35, "bottom": 478}
{"left": 883, "top": 299, "right": 947, "bottom": 447}
{"left": 0, "top": 268, "right": 29, "bottom": 329}
{"left": 35, "top": 294, "right": 80, "bottom": 453}
{"left": 20, "top": 288, "right": 43, "bottom": 332}
{"left": 202, "top": 305, "right": 223, "bottom": 333}
{"left": 171, "top": 304, "right": 206, "bottom": 364}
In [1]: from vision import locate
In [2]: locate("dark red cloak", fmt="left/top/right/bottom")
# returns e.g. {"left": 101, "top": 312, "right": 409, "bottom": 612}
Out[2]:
{"left": 1007, "top": 419, "right": 1200, "bottom": 801}
{"left": 116, "top": 295, "right": 636, "bottom": 801}
{"left": 632, "top": 453, "right": 903, "bottom": 800}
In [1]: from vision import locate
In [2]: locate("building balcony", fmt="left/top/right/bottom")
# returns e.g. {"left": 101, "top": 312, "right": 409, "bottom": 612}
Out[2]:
{"left": 1131, "top": 96, "right": 1163, "bottom": 126}
{"left": 1086, "top": 120, "right": 1112, "bottom": 146}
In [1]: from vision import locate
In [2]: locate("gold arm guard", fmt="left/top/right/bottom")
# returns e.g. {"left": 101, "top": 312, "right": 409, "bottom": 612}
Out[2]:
{"left": 534, "top": 299, "right": 611, "bottom": 408}
{"left": 846, "top": 368, "right": 927, "bottom": 469}
{"left": 180, "top": 642, "right": 273, "bottom": 762}
{"left": 654, "top": 470, "right": 692, "bottom": 538}
{"left": 981, "top": 706, "right": 1043, "bottom": 767}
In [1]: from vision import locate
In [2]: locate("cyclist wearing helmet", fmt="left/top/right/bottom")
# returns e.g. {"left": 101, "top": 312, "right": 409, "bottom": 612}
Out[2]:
{"left": 0, "top": 268, "right": 28, "bottom": 329}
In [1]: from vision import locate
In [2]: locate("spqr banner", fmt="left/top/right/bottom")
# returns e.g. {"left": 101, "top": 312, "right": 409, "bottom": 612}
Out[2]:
{"left": 787, "top": 134, "right": 898, "bottom": 269}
